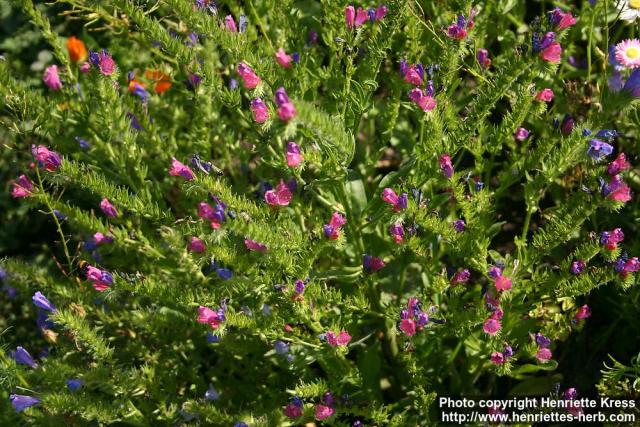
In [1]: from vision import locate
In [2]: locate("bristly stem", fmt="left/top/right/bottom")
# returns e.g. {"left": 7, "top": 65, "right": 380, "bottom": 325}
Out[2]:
{"left": 35, "top": 167, "right": 73, "bottom": 274}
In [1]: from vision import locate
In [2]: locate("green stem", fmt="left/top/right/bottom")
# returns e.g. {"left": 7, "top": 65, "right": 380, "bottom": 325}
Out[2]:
{"left": 35, "top": 167, "right": 74, "bottom": 273}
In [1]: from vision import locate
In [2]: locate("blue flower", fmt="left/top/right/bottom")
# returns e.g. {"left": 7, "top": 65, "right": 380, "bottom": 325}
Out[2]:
{"left": 66, "top": 378, "right": 83, "bottom": 391}
{"left": 204, "top": 384, "right": 219, "bottom": 401}
{"left": 12, "top": 346, "right": 37, "bottom": 368}
{"left": 9, "top": 394, "right": 40, "bottom": 412}
{"left": 275, "top": 340, "right": 289, "bottom": 355}
{"left": 32, "top": 291, "right": 56, "bottom": 312}
{"left": 587, "top": 139, "right": 614, "bottom": 161}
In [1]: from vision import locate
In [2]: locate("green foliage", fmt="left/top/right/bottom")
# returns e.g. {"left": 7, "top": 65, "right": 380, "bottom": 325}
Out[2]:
{"left": 0, "top": 0, "right": 639, "bottom": 425}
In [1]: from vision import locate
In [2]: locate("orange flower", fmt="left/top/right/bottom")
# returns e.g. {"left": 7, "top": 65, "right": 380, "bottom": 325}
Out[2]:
{"left": 145, "top": 69, "right": 172, "bottom": 94}
{"left": 67, "top": 36, "right": 87, "bottom": 63}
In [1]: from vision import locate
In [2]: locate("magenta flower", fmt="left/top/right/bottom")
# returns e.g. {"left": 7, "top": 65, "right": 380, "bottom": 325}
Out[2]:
{"left": 285, "top": 142, "right": 303, "bottom": 167}
{"left": 540, "top": 42, "right": 562, "bottom": 63}
{"left": 389, "top": 223, "right": 404, "bottom": 244}
{"left": 381, "top": 188, "right": 408, "bottom": 212}
{"left": 11, "top": 175, "right": 34, "bottom": 198}
{"left": 476, "top": 49, "right": 491, "bottom": 69}
{"left": 603, "top": 175, "right": 632, "bottom": 203}
{"left": 89, "top": 50, "right": 116, "bottom": 75}
{"left": 345, "top": 5, "right": 356, "bottom": 28}
{"left": 574, "top": 304, "right": 591, "bottom": 322}
{"left": 446, "top": 9, "right": 476, "bottom": 40}
{"left": 225, "top": 15, "right": 237, "bottom": 32}
{"left": 197, "top": 305, "right": 223, "bottom": 329}
{"left": 43, "top": 65, "right": 62, "bottom": 90}
{"left": 323, "top": 212, "right": 347, "bottom": 240}
{"left": 265, "top": 181, "right": 293, "bottom": 207}
{"left": 570, "top": 260, "right": 586, "bottom": 275}
{"left": 93, "top": 232, "right": 113, "bottom": 245}
{"left": 494, "top": 275, "right": 512, "bottom": 292}
{"left": 32, "top": 145, "right": 61, "bottom": 171}
{"left": 363, "top": 254, "right": 385, "bottom": 273}
{"left": 490, "top": 351, "right": 505, "bottom": 364}
{"left": 399, "top": 318, "right": 416, "bottom": 337}
{"left": 100, "top": 198, "right": 118, "bottom": 218}
{"left": 408, "top": 88, "right": 436, "bottom": 111}
{"left": 355, "top": 7, "right": 368, "bottom": 26}
{"left": 607, "top": 153, "right": 631, "bottom": 176}
{"left": 197, "top": 201, "right": 226, "bottom": 229}
{"left": 169, "top": 157, "right": 195, "bottom": 180}
{"left": 483, "top": 318, "right": 501, "bottom": 335}
{"left": 275, "top": 48, "right": 293, "bottom": 68}
{"left": 237, "top": 63, "right": 261, "bottom": 89}
{"left": 244, "top": 238, "right": 267, "bottom": 252}
{"left": 375, "top": 5, "right": 388, "bottom": 20}
{"left": 315, "top": 404, "right": 335, "bottom": 421}
{"left": 283, "top": 402, "right": 303, "bottom": 418}
{"left": 251, "top": 98, "right": 269, "bottom": 123}
{"left": 79, "top": 62, "right": 90, "bottom": 73}
{"left": 403, "top": 64, "right": 424, "bottom": 86}
{"left": 514, "top": 127, "right": 530, "bottom": 141}
{"left": 600, "top": 228, "right": 624, "bottom": 250}
{"left": 439, "top": 154, "right": 453, "bottom": 178}
{"left": 326, "top": 330, "right": 351, "bottom": 346}
{"left": 274, "top": 87, "right": 297, "bottom": 122}
{"left": 548, "top": 8, "right": 577, "bottom": 30}
{"left": 86, "top": 265, "right": 113, "bottom": 291}
{"left": 536, "top": 347, "right": 552, "bottom": 361}
{"left": 188, "top": 236, "right": 206, "bottom": 253}
{"left": 450, "top": 269, "right": 470, "bottom": 286}
{"left": 535, "top": 88, "right": 554, "bottom": 102}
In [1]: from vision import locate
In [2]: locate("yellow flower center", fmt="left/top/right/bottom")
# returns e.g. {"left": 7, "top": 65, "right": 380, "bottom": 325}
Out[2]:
{"left": 630, "top": 0, "right": 640, "bottom": 9}
{"left": 626, "top": 47, "right": 640, "bottom": 59}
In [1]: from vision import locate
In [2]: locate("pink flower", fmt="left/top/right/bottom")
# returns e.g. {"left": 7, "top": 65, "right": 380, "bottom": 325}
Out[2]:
{"left": 283, "top": 403, "right": 303, "bottom": 418}
{"left": 237, "top": 63, "right": 261, "bottom": 89}
{"left": 286, "top": 142, "right": 303, "bottom": 167}
{"left": 244, "top": 238, "right": 267, "bottom": 252}
{"left": 375, "top": 5, "right": 388, "bottom": 20}
{"left": 404, "top": 65, "right": 423, "bottom": 86}
{"left": 606, "top": 175, "right": 632, "bottom": 203}
{"left": 549, "top": 8, "right": 577, "bottom": 30}
{"left": 495, "top": 275, "right": 512, "bottom": 291}
{"left": 188, "top": 237, "right": 206, "bottom": 253}
{"left": 400, "top": 319, "right": 416, "bottom": 337}
{"left": 439, "top": 154, "right": 453, "bottom": 178}
{"left": 277, "top": 102, "right": 297, "bottom": 122}
{"left": 275, "top": 48, "right": 293, "bottom": 68}
{"left": 416, "top": 94, "right": 436, "bottom": 111}
{"left": 574, "top": 304, "right": 591, "bottom": 321}
{"left": 315, "top": 404, "right": 334, "bottom": 420}
{"left": 536, "top": 347, "right": 552, "bottom": 361}
{"left": 615, "top": 39, "right": 640, "bottom": 69}
{"left": 355, "top": 7, "right": 368, "bottom": 26}
{"left": 323, "top": 212, "right": 347, "bottom": 240}
{"left": 514, "top": 127, "right": 530, "bottom": 141}
{"left": 100, "top": 198, "right": 118, "bottom": 218}
{"left": 483, "top": 318, "right": 501, "bottom": 335}
{"left": 224, "top": 15, "right": 237, "bottom": 32}
{"left": 197, "top": 306, "right": 222, "bottom": 328}
{"left": 43, "top": 65, "right": 62, "bottom": 90}
{"left": 540, "top": 42, "right": 562, "bottom": 63}
{"left": 490, "top": 351, "right": 505, "bottom": 364}
{"left": 169, "top": 158, "right": 195, "bottom": 181}
{"left": 93, "top": 232, "right": 113, "bottom": 245}
{"left": 326, "top": 330, "right": 351, "bottom": 346}
{"left": 345, "top": 5, "right": 356, "bottom": 28}
{"left": 92, "top": 50, "right": 116, "bottom": 75}
{"left": 86, "top": 266, "right": 112, "bottom": 291}
{"left": 265, "top": 181, "right": 293, "bottom": 206}
{"left": 31, "top": 145, "right": 61, "bottom": 171}
{"left": 79, "top": 62, "right": 90, "bottom": 73}
{"left": 11, "top": 175, "right": 34, "bottom": 198}
{"left": 607, "top": 153, "right": 631, "bottom": 176}
{"left": 535, "top": 88, "right": 554, "bottom": 102}
{"left": 251, "top": 98, "right": 269, "bottom": 123}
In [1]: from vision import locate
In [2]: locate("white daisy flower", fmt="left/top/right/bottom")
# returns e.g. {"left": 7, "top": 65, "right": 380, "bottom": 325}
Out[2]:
{"left": 618, "top": 0, "right": 640, "bottom": 22}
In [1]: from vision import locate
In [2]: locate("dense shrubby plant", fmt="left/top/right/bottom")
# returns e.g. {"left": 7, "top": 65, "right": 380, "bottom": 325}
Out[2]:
{"left": 1, "top": 0, "right": 639, "bottom": 425}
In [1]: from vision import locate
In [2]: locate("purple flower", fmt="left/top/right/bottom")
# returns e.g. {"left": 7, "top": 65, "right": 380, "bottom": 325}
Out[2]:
{"left": 587, "top": 139, "right": 614, "bottom": 161}
{"left": 514, "top": 127, "right": 530, "bottom": 141}
{"left": 439, "top": 154, "right": 454, "bottom": 178}
{"left": 363, "top": 254, "right": 385, "bottom": 273}
{"left": 570, "top": 260, "right": 586, "bottom": 275}
{"left": 560, "top": 115, "right": 574, "bottom": 136}
{"left": 450, "top": 269, "right": 470, "bottom": 286}
{"left": 67, "top": 378, "right": 83, "bottom": 391}
{"left": 32, "top": 291, "right": 56, "bottom": 312}
{"left": 503, "top": 345, "right": 514, "bottom": 358}
{"left": 186, "top": 73, "right": 202, "bottom": 90}
{"left": 535, "top": 333, "right": 551, "bottom": 348}
{"left": 12, "top": 346, "right": 37, "bottom": 368}
{"left": 100, "top": 198, "right": 119, "bottom": 218}
{"left": 32, "top": 145, "right": 62, "bottom": 171}
{"left": 75, "top": 136, "right": 90, "bottom": 149}
{"left": 452, "top": 219, "right": 466, "bottom": 232}
{"left": 9, "top": 394, "right": 40, "bottom": 412}
{"left": 216, "top": 268, "right": 233, "bottom": 280}
{"left": 275, "top": 340, "right": 289, "bottom": 355}
{"left": 205, "top": 384, "right": 219, "bottom": 400}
